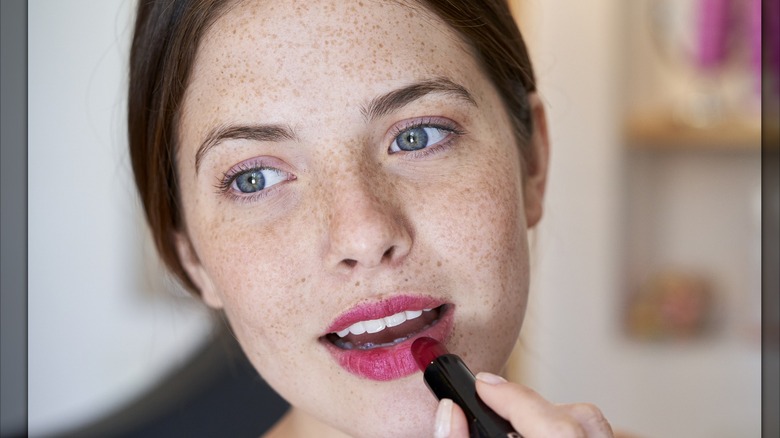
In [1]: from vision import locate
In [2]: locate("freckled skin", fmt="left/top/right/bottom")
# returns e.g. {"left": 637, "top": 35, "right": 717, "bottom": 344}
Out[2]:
{"left": 175, "top": 1, "right": 542, "bottom": 437}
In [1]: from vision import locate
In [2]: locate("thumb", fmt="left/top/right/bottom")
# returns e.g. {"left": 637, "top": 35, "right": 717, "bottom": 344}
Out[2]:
{"left": 434, "top": 398, "right": 470, "bottom": 438}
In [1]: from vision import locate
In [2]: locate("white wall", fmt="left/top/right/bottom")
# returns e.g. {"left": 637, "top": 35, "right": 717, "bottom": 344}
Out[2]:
{"left": 27, "top": 1, "right": 213, "bottom": 435}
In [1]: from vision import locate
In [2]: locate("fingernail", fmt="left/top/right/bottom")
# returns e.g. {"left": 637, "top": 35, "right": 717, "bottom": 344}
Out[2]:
{"left": 476, "top": 372, "right": 508, "bottom": 385}
{"left": 434, "top": 398, "right": 453, "bottom": 438}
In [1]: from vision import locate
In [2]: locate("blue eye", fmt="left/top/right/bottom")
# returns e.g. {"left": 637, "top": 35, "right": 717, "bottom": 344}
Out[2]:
{"left": 390, "top": 126, "right": 449, "bottom": 153}
{"left": 231, "top": 167, "right": 287, "bottom": 194}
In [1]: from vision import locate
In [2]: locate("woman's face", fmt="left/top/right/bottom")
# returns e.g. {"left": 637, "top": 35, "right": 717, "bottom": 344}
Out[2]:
{"left": 175, "top": 0, "right": 546, "bottom": 436}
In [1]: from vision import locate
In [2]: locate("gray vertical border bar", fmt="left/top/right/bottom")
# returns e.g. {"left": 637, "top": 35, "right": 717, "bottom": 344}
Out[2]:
{"left": 762, "top": 1, "right": 780, "bottom": 436}
{"left": 1, "top": 0, "right": 28, "bottom": 436}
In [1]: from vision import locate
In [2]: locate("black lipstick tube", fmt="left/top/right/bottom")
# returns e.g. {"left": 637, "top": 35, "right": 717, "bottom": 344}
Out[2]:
{"left": 412, "top": 337, "right": 522, "bottom": 438}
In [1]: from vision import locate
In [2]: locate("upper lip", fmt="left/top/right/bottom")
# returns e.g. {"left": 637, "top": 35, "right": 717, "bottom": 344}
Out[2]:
{"left": 324, "top": 294, "right": 446, "bottom": 334}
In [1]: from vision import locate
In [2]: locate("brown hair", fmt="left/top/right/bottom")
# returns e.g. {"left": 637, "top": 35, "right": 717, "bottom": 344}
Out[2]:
{"left": 128, "top": 0, "right": 537, "bottom": 296}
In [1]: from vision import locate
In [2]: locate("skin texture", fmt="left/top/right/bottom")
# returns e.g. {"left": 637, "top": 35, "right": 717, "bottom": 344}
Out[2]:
{"left": 174, "top": 0, "right": 549, "bottom": 436}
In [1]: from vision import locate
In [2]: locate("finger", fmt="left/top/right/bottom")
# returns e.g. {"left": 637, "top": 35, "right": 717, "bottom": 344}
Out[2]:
{"left": 449, "top": 399, "right": 470, "bottom": 438}
{"left": 475, "top": 372, "right": 586, "bottom": 438}
{"left": 434, "top": 398, "right": 470, "bottom": 438}
{"left": 557, "top": 403, "right": 614, "bottom": 437}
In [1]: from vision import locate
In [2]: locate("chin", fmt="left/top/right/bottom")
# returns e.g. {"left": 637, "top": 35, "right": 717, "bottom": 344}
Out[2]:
{"left": 322, "top": 376, "right": 439, "bottom": 438}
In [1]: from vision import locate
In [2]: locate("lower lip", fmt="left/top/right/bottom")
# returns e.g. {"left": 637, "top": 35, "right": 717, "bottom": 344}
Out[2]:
{"left": 320, "top": 306, "right": 455, "bottom": 381}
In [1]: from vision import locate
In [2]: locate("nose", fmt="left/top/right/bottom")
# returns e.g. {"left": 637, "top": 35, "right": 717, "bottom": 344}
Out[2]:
{"left": 323, "top": 169, "right": 412, "bottom": 272}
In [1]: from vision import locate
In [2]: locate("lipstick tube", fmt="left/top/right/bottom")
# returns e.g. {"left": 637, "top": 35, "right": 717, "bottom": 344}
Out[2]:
{"left": 412, "top": 337, "right": 521, "bottom": 438}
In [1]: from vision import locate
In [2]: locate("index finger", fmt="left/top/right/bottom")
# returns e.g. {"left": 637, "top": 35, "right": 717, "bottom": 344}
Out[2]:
{"left": 475, "top": 373, "right": 588, "bottom": 438}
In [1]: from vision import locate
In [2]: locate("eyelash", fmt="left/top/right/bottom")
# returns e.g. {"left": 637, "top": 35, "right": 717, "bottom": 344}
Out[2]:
{"left": 214, "top": 160, "right": 293, "bottom": 202}
{"left": 388, "top": 117, "right": 466, "bottom": 158}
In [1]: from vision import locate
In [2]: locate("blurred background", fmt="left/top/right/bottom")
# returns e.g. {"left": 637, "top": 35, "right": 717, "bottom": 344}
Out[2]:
{"left": 12, "top": 0, "right": 774, "bottom": 436}
{"left": 512, "top": 1, "right": 770, "bottom": 437}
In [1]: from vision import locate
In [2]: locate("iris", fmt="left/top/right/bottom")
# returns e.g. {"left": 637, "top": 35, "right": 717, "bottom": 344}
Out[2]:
{"left": 395, "top": 127, "right": 429, "bottom": 151}
{"left": 235, "top": 169, "right": 265, "bottom": 193}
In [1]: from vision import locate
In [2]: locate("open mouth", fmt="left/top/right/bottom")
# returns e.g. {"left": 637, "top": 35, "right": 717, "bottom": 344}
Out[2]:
{"left": 324, "top": 304, "right": 448, "bottom": 350}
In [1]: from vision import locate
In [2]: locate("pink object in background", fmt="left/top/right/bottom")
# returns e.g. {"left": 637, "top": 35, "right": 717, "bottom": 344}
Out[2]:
{"left": 750, "top": 0, "right": 762, "bottom": 95}
{"left": 696, "top": 0, "right": 731, "bottom": 70}
{"left": 750, "top": 0, "right": 761, "bottom": 95}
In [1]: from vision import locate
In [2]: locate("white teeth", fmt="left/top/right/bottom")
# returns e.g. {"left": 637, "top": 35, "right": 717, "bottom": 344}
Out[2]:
{"left": 335, "top": 308, "right": 435, "bottom": 338}
{"left": 349, "top": 321, "right": 367, "bottom": 335}
{"left": 363, "top": 319, "right": 386, "bottom": 334}
{"left": 405, "top": 309, "right": 423, "bottom": 320}
{"left": 385, "top": 312, "right": 407, "bottom": 327}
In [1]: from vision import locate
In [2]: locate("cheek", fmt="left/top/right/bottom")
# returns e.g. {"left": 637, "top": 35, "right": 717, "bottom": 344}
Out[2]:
{"left": 421, "top": 161, "right": 531, "bottom": 361}
{"left": 420, "top": 135, "right": 527, "bottom": 274}
{"left": 190, "top": 209, "right": 313, "bottom": 338}
{"left": 413, "top": 134, "right": 528, "bottom": 361}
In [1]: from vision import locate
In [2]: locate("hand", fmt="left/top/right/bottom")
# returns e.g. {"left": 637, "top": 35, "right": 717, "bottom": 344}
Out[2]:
{"left": 433, "top": 372, "right": 614, "bottom": 438}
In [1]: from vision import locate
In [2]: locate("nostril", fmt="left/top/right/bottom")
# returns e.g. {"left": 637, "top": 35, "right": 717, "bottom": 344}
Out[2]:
{"left": 382, "top": 246, "right": 395, "bottom": 262}
{"left": 339, "top": 246, "right": 396, "bottom": 270}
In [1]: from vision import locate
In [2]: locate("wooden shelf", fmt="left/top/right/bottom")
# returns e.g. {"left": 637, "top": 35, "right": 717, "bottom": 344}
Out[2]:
{"left": 624, "top": 112, "right": 763, "bottom": 151}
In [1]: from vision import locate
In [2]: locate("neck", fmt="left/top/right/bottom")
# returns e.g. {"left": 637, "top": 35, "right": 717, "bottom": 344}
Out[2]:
{"left": 263, "top": 407, "right": 353, "bottom": 438}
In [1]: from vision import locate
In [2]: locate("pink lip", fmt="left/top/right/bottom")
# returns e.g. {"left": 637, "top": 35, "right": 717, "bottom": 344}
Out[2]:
{"left": 320, "top": 295, "right": 455, "bottom": 381}
{"left": 325, "top": 295, "right": 443, "bottom": 333}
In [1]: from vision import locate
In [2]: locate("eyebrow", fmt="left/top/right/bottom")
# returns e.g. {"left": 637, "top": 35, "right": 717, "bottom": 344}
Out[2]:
{"left": 194, "top": 77, "right": 476, "bottom": 173}
{"left": 195, "top": 124, "right": 296, "bottom": 174}
{"left": 360, "top": 77, "right": 477, "bottom": 122}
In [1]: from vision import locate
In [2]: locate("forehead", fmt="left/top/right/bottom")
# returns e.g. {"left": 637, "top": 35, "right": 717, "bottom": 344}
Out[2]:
{"left": 181, "top": 0, "right": 483, "bottom": 128}
{"left": 204, "top": 0, "right": 471, "bottom": 72}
